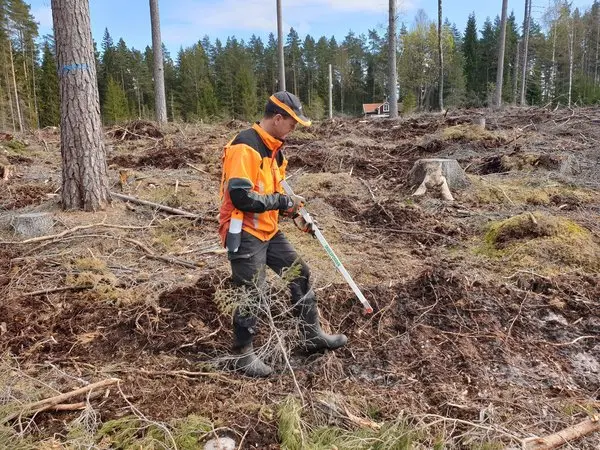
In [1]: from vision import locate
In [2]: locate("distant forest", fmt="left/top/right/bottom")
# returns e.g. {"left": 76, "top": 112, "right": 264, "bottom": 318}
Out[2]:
{"left": 2, "top": 0, "right": 600, "bottom": 129}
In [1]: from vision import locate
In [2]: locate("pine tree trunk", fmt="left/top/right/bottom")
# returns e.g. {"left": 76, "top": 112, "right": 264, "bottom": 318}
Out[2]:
{"left": 438, "top": 0, "right": 444, "bottom": 111}
{"left": 8, "top": 40, "right": 23, "bottom": 132}
{"left": 494, "top": 0, "right": 508, "bottom": 108}
{"left": 3, "top": 48, "right": 16, "bottom": 131}
{"left": 388, "top": 0, "right": 398, "bottom": 118}
{"left": 51, "top": 0, "right": 110, "bottom": 211}
{"left": 513, "top": 40, "right": 520, "bottom": 104}
{"left": 520, "top": 0, "right": 532, "bottom": 105}
{"left": 149, "top": 0, "right": 167, "bottom": 124}
{"left": 31, "top": 46, "right": 40, "bottom": 128}
{"left": 276, "top": 0, "right": 285, "bottom": 91}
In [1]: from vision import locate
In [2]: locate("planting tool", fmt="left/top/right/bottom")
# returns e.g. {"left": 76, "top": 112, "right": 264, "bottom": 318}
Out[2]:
{"left": 280, "top": 179, "right": 374, "bottom": 315}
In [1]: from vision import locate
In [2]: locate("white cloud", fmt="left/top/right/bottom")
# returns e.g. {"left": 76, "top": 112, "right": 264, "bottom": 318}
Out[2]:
{"left": 161, "top": 0, "right": 417, "bottom": 48}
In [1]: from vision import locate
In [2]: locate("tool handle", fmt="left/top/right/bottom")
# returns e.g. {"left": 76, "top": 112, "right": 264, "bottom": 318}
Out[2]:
{"left": 280, "top": 180, "right": 373, "bottom": 314}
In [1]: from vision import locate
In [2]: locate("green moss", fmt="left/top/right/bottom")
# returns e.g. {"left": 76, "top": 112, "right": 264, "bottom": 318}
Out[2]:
{"left": 476, "top": 212, "right": 600, "bottom": 274}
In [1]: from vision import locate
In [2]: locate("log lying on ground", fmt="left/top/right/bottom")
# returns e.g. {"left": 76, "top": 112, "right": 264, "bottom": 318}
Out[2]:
{"left": 0, "top": 378, "right": 120, "bottom": 425}
{"left": 11, "top": 212, "right": 54, "bottom": 237}
{"left": 408, "top": 158, "right": 469, "bottom": 201}
{"left": 522, "top": 416, "right": 600, "bottom": 449}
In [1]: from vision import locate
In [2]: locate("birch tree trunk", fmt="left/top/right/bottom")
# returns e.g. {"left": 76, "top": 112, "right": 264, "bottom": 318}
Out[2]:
{"left": 568, "top": 19, "right": 574, "bottom": 107}
{"left": 438, "top": 0, "right": 444, "bottom": 111}
{"left": 493, "top": 0, "right": 508, "bottom": 108}
{"left": 520, "top": 0, "right": 532, "bottom": 105}
{"left": 276, "top": 0, "right": 285, "bottom": 91}
{"left": 388, "top": 0, "right": 398, "bottom": 118}
{"left": 149, "top": 0, "right": 167, "bottom": 124}
{"left": 51, "top": 0, "right": 110, "bottom": 211}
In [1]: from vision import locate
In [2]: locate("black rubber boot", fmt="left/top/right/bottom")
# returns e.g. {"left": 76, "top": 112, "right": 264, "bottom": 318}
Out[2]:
{"left": 232, "top": 309, "right": 272, "bottom": 378}
{"left": 294, "top": 290, "right": 348, "bottom": 352}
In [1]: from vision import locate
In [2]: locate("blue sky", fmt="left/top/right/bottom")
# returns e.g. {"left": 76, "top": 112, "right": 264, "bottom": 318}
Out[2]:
{"left": 29, "top": 0, "right": 595, "bottom": 55}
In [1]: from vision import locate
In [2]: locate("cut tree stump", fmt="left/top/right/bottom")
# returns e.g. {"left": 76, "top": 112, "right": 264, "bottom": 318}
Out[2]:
{"left": 408, "top": 158, "right": 469, "bottom": 201}
{"left": 1, "top": 164, "right": 13, "bottom": 181}
{"left": 12, "top": 212, "right": 54, "bottom": 237}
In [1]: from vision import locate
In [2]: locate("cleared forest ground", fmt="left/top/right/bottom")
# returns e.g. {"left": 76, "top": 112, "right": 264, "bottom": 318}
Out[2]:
{"left": 1, "top": 107, "right": 599, "bottom": 449}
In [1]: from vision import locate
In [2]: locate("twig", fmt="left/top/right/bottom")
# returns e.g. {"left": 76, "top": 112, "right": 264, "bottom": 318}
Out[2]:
{"left": 1, "top": 378, "right": 120, "bottom": 425}
{"left": 22, "top": 284, "right": 94, "bottom": 297}
{"left": 49, "top": 402, "right": 87, "bottom": 411}
{"left": 186, "top": 162, "right": 209, "bottom": 174}
{"left": 120, "top": 237, "right": 204, "bottom": 269}
{"left": 111, "top": 192, "right": 202, "bottom": 219}
{"left": 0, "top": 222, "right": 154, "bottom": 245}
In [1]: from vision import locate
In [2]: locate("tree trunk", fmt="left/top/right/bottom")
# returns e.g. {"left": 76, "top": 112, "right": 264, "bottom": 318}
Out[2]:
{"left": 276, "top": 0, "right": 285, "bottom": 91}
{"left": 3, "top": 48, "right": 16, "bottom": 132}
{"left": 31, "top": 45, "right": 40, "bottom": 128}
{"left": 438, "top": 0, "right": 444, "bottom": 111}
{"left": 8, "top": 39, "right": 23, "bottom": 132}
{"left": 568, "top": 18, "right": 574, "bottom": 107}
{"left": 149, "top": 0, "right": 167, "bottom": 124}
{"left": 328, "top": 63, "right": 333, "bottom": 119}
{"left": 493, "top": 0, "right": 508, "bottom": 108}
{"left": 388, "top": 0, "right": 398, "bottom": 118}
{"left": 595, "top": 8, "right": 600, "bottom": 85}
{"left": 550, "top": 24, "right": 557, "bottom": 101}
{"left": 51, "top": 0, "right": 110, "bottom": 211}
{"left": 512, "top": 40, "right": 520, "bottom": 104}
{"left": 520, "top": 0, "right": 532, "bottom": 105}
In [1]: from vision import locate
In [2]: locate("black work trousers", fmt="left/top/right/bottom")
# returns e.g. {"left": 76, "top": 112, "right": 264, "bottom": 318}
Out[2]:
{"left": 229, "top": 230, "right": 312, "bottom": 348}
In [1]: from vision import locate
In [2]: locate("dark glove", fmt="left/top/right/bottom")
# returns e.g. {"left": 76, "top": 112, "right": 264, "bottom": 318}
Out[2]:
{"left": 293, "top": 213, "right": 315, "bottom": 236}
{"left": 279, "top": 193, "right": 305, "bottom": 217}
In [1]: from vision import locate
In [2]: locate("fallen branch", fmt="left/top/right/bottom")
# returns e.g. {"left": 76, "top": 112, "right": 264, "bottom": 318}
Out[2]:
{"left": 1, "top": 378, "right": 120, "bottom": 425}
{"left": 186, "top": 162, "right": 209, "bottom": 174}
{"left": 111, "top": 192, "right": 201, "bottom": 219}
{"left": 522, "top": 416, "right": 600, "bottom": 450}
{"left": 0, "top": 222, "right": 153, "bottom": 245}
{"left": 121, "top": 237, "right": 204, "bottom": 269}
{"left": 22, "top": 284, "right": 94, "bottom": 297}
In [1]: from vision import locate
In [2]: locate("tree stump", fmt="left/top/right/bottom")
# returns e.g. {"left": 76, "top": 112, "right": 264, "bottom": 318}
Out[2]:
{"left": 12, "top": 212, "right": 54, "bottom": 237}
{"left": 408, "top": 158, "right": 469, "bottom": 201}
{"left": 472, "top": 116, "right": 486, "bottom": 130}
{"left": 1, "top": 164, "right": 14, "bottom": 181}
{"left": 204, "top": 437, "right": 236, "bottom": 450}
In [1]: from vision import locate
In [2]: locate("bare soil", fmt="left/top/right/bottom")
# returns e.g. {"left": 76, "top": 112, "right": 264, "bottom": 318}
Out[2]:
{"left": 1, "top": 107, "right": 600, "bottom": 449}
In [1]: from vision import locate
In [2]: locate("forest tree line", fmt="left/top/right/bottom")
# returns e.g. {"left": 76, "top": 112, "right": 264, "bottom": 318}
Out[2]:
{"left": 1, "top": 0, "right": 600, "bottom": 130}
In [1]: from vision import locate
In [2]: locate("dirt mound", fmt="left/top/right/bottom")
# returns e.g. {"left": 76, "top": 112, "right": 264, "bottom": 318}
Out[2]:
{"left": 108, "top": 144, "right": 210, "bottom": 169}
{"left": 480, "top": 212, "right": 600, "bottom": 272}
{"left": 109, "top": 120, "right": 164, "bottom": 140}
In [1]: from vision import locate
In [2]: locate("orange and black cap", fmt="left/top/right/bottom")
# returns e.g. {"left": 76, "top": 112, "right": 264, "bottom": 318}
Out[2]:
{"left": 267, "top": 91, "right": 311, "bottom": 126}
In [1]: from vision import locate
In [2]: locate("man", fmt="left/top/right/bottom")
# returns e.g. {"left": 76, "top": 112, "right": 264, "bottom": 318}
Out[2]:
{"left": 218, "top": 91, "right": 347, "bottom": 378}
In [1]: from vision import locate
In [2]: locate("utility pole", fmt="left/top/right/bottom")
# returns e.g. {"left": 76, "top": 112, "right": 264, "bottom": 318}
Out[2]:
{"left": 328, "top": 63, "right": 333, "bottom": 119}
{"left": 438, "top": 0, "right": 444, "bottom": 111}
{"left": 493, "top": 0, "right": 509, "bottom": 108}
{"left": 520, "top": 0, "right": 532, "bottom": 105}
{"left": 388, "top": 0, "right": 398, "bottom": 118}
{"left": 276, "top": 0, "right": 286, "bottom": 91}
{"left": 150, "top": 0, "right": 167, "bottom": 124}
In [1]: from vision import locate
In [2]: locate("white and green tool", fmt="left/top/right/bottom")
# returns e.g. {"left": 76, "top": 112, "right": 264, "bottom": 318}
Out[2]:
{"left": 280, "top": 179, "right": 374, "bottom": 315}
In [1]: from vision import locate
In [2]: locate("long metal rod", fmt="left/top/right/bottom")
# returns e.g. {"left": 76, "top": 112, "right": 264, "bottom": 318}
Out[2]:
{"left": 281, "top": 180, "right": 373, "bottom": 314}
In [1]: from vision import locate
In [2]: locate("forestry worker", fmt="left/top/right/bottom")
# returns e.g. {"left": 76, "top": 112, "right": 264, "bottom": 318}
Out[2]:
{"left": 218, "top": 91, "right": 347, "bottom": 377}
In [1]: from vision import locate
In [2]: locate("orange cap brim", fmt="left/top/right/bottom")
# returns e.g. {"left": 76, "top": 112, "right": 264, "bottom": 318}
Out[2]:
{"left": 269, "top": 95, "right": 312, "bottom": 126}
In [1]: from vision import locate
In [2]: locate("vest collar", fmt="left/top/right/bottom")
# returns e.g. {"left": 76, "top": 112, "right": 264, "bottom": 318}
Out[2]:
{"left": 253, "top": 122, "right": 283, "bottom": 152}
